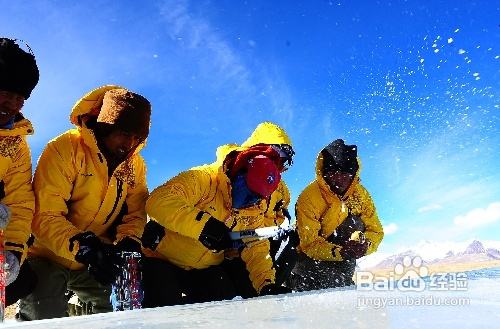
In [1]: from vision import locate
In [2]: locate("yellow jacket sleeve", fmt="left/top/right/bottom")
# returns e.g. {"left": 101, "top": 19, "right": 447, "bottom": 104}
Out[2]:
{"left": 232, "top": 207, "right": 276, "bottom": 294}
{"left": 3, "top": 139, "right": 34, "bottom": 263}
{"left": 145, "top": 170, "right": 213, "bottom": 240}
{"left": 357, "top": 185, "right": 384, "bottom": 254}
{"left": 240, "top": 239, "right": 276, "bottom": 294}
{"left": 32, "top": 139, "right": 82, "bottom": 261}
{"left": 296, "top": 193, "right": 344, "bottom": 261}
{"left": 114, "top": 156, "right": 148, "bottom": 244}
{"left": 275, "top": 182, "right": 292, "bottom": 225}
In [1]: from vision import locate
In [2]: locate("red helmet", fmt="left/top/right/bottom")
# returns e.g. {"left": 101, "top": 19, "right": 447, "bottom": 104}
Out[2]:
{"left": 245, "top": 155, "right": 281, "bottom": 198}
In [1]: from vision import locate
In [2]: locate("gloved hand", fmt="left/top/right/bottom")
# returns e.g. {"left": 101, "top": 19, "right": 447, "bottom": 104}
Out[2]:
{"left": 71, "top": 231, "right": 102, "bottom": 264}
{"left": 141, "top": 220, "right": 166, "bottom": 251}
{"left": 86, "top": 249, "right": 120, "bottom": 286}
{"left": 198, "top": 217, "right": 232, "bottom": 252}
{"left": 0, "top": 203, "right": 11, "bottom": 229}
{"left": 341, "top": 239, "right": 369, "bottom": 259}
{"left": 71, "top": 231, "right": 120, "bottom": 285}
{"left": 115, "top": 237, "right": 142, "bottom": 254}
{"left": 5, "top": 251, "right": 21, "bottom": 286}
{"left": 260, "top": 284, "right": 292, "bottom": 296}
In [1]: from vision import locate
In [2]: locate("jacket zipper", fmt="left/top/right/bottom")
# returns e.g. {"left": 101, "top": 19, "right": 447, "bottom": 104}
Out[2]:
{"left": 104, "top": 179, "right": 124, "bottom": 224}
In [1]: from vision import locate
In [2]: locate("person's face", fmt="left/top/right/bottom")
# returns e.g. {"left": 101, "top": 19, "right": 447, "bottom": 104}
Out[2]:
{"left": 0, "top": 90, "right": 25, "bottom": 126}
{"left": 99, "top": 129, "right": 142, "bottom": 163}
{"left": 323, "top": 170, "right": 354, "bottom": 196}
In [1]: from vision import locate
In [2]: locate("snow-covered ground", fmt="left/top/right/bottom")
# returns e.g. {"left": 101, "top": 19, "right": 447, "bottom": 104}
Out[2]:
{"left": 4, "top": 277, "right": 499, "bottom": 329}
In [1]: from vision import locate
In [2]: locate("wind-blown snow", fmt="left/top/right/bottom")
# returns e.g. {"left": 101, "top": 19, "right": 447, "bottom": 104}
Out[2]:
{"left": 4, "top": 278, "right": 499, "bottom": 328}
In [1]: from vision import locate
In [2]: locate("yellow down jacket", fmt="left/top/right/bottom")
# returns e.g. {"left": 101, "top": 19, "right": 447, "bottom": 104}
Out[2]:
{"left": 145, "top": 122, "right": 292, "bottom": 293}
{"left": 29, "top": 85, "right": 148, "bottom": 270}
{"left": 0, "top": 115, "right": 35, "bottom": 263}
{"left": 296, "top": 150, "right": 384, "bottom": 261}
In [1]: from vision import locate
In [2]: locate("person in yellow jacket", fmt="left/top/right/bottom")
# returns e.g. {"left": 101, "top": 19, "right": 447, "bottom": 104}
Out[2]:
{"left": 141, "top": 122, "right": 295, "bottom": 306}
{"left": 0, "top": 38, "right": 39, "bottom": 307}
{"left": 221, "top": 122, "right": 298, "bottom": 298}
{"left": 289, "top": 139, "right": 384, "bottom": 291}
{"left": 18, "top": 86, "right": 150, "bottom": 320}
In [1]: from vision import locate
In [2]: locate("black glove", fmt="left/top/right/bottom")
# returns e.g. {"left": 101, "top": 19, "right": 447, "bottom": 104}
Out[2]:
{"left": 70, "top": 231, "right": 120, "bottom": 285}
{"left": 260, "top": 284, "right": 292, "bottom": 296}
{"left": 116, "top": 237, "right": 142, "bottom": 253}
{"left": 341, "top": 240, "right": 369, "bottom": 260}
{"left": 198, "top": 217, "right": 232, "bottom": 252}
{"left": 141, "top": 220, "right": 166, "bottom": 251}
{"left": 71, "top": 231, "right": 103, "bottom": 265}
{"left": 86, "top": 248, "right": 121, "bottom": 286}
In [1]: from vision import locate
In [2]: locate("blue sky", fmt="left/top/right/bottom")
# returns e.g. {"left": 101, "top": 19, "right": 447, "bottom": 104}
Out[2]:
{"left": 1, "top": 0, "right": 499, "bottom": 254}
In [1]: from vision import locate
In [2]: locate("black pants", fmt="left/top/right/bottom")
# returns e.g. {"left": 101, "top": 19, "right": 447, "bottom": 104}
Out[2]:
{"left": 287, "top": 214, "right": 364, "bottom": 292}
{"left": 6, "top": 261, "right": 38, "bottom": 307}
{"left": 141, "top": 257, "right": 236, "bottom": 308}
{"left": 222, "top": 230, "right": 299, "bottom": 298}
{"left": 288, "top": 253, "right": 356, "bottom": 292}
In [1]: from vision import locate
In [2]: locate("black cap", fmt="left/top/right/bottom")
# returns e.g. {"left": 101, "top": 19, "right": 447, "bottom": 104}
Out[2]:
{"left": 321, "top": 139, "right": 358, "bottom": 175}
{"left": 0, "top": 38, "right": 39, "bottom": 99}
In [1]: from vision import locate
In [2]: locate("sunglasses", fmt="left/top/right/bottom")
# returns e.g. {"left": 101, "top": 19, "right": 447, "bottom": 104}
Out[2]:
{"left": 271, "top": 144, "right": 295, "bottom": 170}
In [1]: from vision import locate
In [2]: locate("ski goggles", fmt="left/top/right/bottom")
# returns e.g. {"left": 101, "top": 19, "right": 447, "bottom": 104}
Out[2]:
{"left": 271, "top": 144, "right": 295, "bottom": 171}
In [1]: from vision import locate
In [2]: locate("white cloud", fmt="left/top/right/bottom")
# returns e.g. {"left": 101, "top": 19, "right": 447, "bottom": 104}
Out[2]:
{"left": 483, "top": 240, "right": 500, "bottom": 250}
{"left": 453, "top": 202, "right": 500, "bottom": 229}
{"left": 417, "top": 203, "right": 443, "bottom": 213}
{"left": 384, "top": 223, "right": 398, "bottom": 235}
{"left": 410, "top": 240, "right": 469, "bottom": 260}
{"left": 263, "top": 75, "right": 295, "bottom": 125}
{"left": 158, "top": 0, "right": 295, "bottom": 123}
{"left": 159, "top": 0, "right": 253, "bottom": 92}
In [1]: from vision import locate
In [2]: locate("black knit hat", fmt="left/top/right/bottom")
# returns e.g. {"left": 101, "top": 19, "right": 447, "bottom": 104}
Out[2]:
{"left": 321, "top": 139, "right": 358, "bottom": 175}
{"left": 0, "top": 38, "right": 39, "bottom": 99}
{"left": 97, "top": 88, "right": 151, "bottom": 139}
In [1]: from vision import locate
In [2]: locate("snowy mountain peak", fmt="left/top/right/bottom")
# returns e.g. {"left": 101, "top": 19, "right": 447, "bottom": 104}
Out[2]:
{"left": 464, "top": 240, "right": 486, "bottom": 254}
{"left": 365, "top": 239, "right": 500, "bottom": 270}
{"left": 486, "top": 248, "right": 500, "bottom": 260}
{"left": 373, "top": 250, "right": 420, "bottom": 269}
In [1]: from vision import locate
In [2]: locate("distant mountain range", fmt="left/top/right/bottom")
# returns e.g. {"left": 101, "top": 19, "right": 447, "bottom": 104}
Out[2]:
{"left": 368, "top": 240, "right": 500, "bottom": 270}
